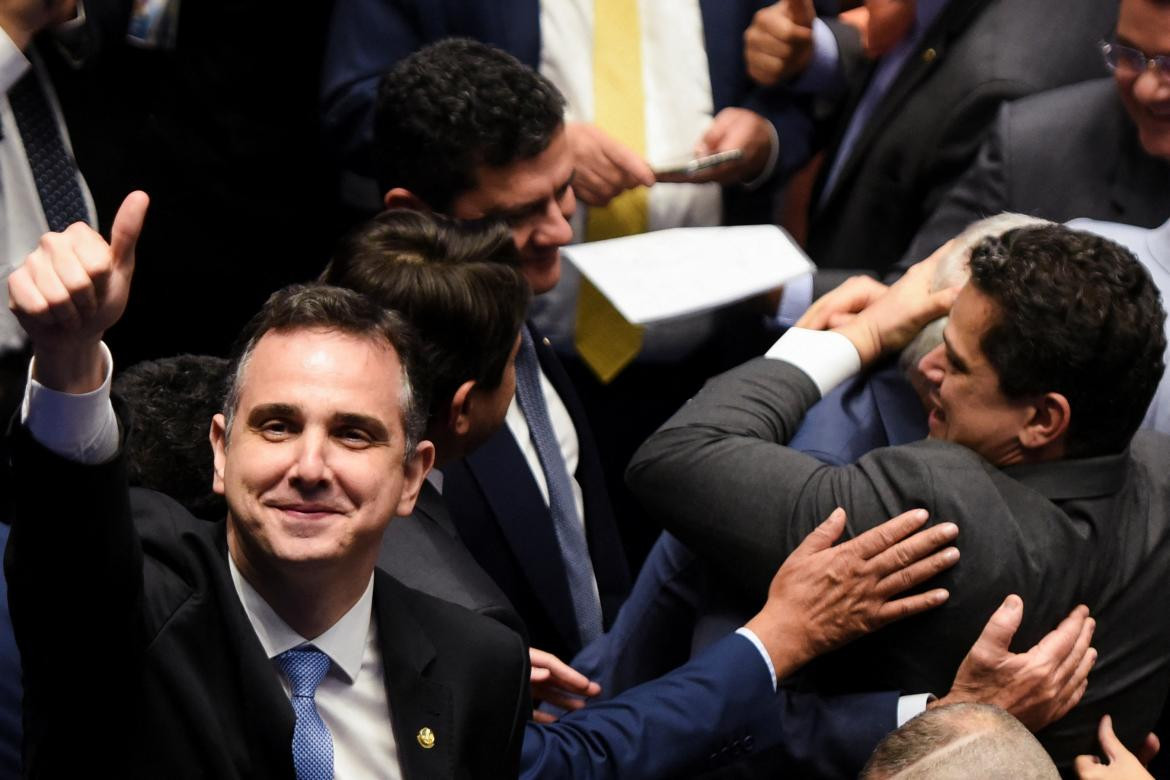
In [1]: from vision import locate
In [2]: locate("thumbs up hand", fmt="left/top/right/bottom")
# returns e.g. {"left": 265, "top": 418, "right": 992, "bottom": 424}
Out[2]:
{"left": 8, "top": 191, "right": 149, "bottom": 393}
{"left": 744, "top": 0, "right": 817, "bottom": 87}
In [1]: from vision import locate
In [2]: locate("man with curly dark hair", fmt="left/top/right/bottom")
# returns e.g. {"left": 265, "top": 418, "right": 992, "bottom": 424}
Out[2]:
{"left": 630, "top": 224, "right": 1170, "bottom": 771}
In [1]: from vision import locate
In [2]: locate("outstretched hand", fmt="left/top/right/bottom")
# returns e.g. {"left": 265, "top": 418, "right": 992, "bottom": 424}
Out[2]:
{"left": 529, "top": 647, "right": 601, "bottom": 723}
{"left": 8, "top": 191, "right": 149, "bottom": 392}
{"left": 745, "top": 507, "right": 958, "bottom": 680}
{"left": 1075, "top": 716, "right": 1157, "bottom": 780}
{"left": 936, "top": 595, "right": 1096, "bottom": 731}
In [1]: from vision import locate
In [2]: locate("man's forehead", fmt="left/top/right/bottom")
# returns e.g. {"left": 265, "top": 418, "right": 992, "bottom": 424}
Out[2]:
{"left": 240, "top": 328, "right": 403, "bottom": 404}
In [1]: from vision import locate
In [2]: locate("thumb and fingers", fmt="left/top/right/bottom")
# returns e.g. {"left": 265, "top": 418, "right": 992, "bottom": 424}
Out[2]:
{"left": 529, "top": 648, "right": 600, "bottom": 698}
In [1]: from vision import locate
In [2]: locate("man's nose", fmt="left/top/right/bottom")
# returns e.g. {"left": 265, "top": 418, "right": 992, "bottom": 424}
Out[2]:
{"left": 289, "top": 432, "right": 330, "bottom": 486}
{"left": 918, "top": 343, "right": 946, "bottom": 385}
{"left": 1132, "top": 63, "right": 1170, "bottom": 104}
{"left": 535, "top": 189, "right": 575, "bottom": 247}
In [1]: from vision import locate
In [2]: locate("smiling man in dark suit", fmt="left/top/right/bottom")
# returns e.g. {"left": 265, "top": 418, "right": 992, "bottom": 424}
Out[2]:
{"left": 4, "top": 192, "right": 530, "bottom": 778}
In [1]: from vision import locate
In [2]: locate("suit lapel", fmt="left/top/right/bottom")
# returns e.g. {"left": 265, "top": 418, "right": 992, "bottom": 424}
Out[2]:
{"left": 374, "top": 574, "right": 455, "bottom": 780}
{"left": 819, "top": 0, "right": 990, "bottom": 210}
{"left": 213, "top": 526, "right": 298, "bottom": 777}
{"left": 464, "top": 429, "right": 582, "bottom": 648}
{"left": 416, "top": 479, "right": 458, "bottom": 537}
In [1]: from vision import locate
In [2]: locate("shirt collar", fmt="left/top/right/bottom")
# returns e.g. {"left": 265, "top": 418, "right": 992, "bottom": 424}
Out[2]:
{"left": 1147, "top": 217, "right": 1170, "bottom": 277}
{"left": 228, "top": 555, "right": 374, "bottom": 684}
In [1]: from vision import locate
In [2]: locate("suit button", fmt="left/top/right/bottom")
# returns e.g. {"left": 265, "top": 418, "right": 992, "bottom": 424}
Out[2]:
{"left": 542, "top": 337, "right": 552, "bottom": 347}
{"left": 744, "top": 735, "right": 755, "bottom": 751}
{"left": 922, "top": 47, "right": 938, "bottom": 63}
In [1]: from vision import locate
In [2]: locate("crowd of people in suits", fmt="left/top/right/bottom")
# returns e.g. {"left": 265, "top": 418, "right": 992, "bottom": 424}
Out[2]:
{"left": 0, "top": 0, "right": 1169, "bottom": 777}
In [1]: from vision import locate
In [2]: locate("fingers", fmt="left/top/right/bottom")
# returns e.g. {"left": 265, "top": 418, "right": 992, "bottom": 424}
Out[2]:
{"left": 868, "top": 518, "right": 958, "bottom": 574}
{"left": 1048, "top": 611, "right": 1095, "bottom": 689}
{"left": 109, "top": 191, "right": 149, "bottom": 269}
{"left": 846, "top": 507, "right": 930, "bottom": 560}
{"left": 532, "top": 684, "right": 592, "bottom": 713}
{"left": 568, "top": 124, "right": 652, "bottom": 206}
{"left": 1099, "top": 714, "right": 1124, "bottom": 763}
{"left": 532, "top": 709, "right": 559, "bottom": 725}
{"left": 1139, "top": 732, "right": 1160, "bottom": 767}
{"left": 874, "top": 588, "right": 950, "bottom": 625}
{"left": 601, "top": 139, "right": 654, "bottom": 189}
{"left": 529, "top": 648, "right": 600, "bottom": 698}
{"left": 796, "top": 276, "right": 888, "bottom": 331}
{"left": 972, "top": 594, "right": 1026, "bottom": 653}
{"left": 874, "top": 540, "right": 959, "bottom": 598}
{"left": 1033, "top": 604, "right": 1091, "bottom": 661}
{"left": 1074, "top": 754, "right": 1104, "bottom": 777}
{"left": 791, "top": 507, "right": 847, "bottom": 557}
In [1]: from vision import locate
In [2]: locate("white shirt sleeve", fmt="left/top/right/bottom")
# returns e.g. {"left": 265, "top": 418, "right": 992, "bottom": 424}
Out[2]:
{"left": 20, "top": 342, "right": 119, "bottom": 464}
{"left": 764, "top": 327, "right": 861, "bottom": 397}
{"left": 896, "top": 693, "right": 934, "bottom": 726}
{"left": 734, "top": 627, "right": 777, "bottom": 692}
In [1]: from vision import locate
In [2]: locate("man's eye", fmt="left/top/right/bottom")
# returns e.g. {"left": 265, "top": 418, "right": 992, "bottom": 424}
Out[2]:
{"left": 337, "top": 428, "right": 373, "bottom": 447}
{"left": 258, "top": 420, "right": 290, "bottom": 438}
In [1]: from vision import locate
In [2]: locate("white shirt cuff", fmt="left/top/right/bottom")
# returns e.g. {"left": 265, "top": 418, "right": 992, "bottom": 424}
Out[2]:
{"left": 734, "top": 627, "right": 777, "bottom": 692}
{"left": 21, "top": 342, "right": 119, "bottom": 464}
{"left": 775, "top": 271, "right": 814, "bottom": 327}
{"left": 742, "top": 118, "right": 780, "bottom": 190}
{"left": 765, "top": 327, "right": 860, "bottom": 397}
{"left": 790, "top": 17, "right": 842, "bottom": 94}
{"left": 0, "top": 24, "right": 31, "bottom": 93}
{"left": 896, "top": 693, "right": 934, "bottom": 727}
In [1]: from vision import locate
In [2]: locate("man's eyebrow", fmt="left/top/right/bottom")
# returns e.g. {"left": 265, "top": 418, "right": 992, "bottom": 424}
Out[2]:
{"left": 942, "top": 332, "right": 968, "bottom": 372}
{"left": 333, "top": 412, "right": 390, "bottom": 442}
{"left": 485, "top": 170, "right": 576, "bottom": 221}
{"left": 247, "top": 403, "right": 300, "bottom": 425}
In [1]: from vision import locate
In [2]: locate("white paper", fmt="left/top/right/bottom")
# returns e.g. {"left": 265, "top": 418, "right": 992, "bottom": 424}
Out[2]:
{"left": 561, "top": 225, "right": 814, "bottom": 325}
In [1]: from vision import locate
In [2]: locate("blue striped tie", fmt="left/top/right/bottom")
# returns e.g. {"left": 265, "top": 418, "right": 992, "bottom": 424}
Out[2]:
{"left": 513, "top": 327, "right": 604, "bottom": 644}
{"left": 276, "top": 647, "right": 334, "bottom": 780}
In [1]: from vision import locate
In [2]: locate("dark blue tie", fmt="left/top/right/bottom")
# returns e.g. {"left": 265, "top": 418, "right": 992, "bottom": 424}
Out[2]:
{"left": 276, "top": 647, "right": 334, "bottom": 780}
{"left": 8, "top": 68, "right": 88, "bottom": 232}
{"left": 513, "top": 327, "right": 604, "bottom": 644}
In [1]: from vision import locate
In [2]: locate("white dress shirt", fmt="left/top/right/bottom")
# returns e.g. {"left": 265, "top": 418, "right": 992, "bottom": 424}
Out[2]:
{"left": 0, "top": 26, "right": 96, "bottom": 352}
{"left": 21, "top": 347, "right": 403, "bottom": 778}
{"left": 532, "top": 0, "right": 776, "bottom": 360}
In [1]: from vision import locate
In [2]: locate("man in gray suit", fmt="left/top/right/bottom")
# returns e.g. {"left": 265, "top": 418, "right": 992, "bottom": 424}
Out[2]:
{"left": 903, "top": 0, "right": 1170, "bottom": 265}
{"left": 629, "top": 224, "right": 1170, "bottom": 770}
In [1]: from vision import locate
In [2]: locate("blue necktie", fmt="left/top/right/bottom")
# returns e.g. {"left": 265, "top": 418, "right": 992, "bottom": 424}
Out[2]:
{"left": 513, "top": 327, "right": 604, "bottom": 644}
{"left": 276, "top": 647, "right": 335, "bottom": 780}
{"left": 8, "top": 68, "right": 88, "bottom": 232}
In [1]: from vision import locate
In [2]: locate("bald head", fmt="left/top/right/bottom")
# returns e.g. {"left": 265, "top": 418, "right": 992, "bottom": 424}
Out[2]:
{"left": 862, "top": 703, "right": 1058, "bottom": 780}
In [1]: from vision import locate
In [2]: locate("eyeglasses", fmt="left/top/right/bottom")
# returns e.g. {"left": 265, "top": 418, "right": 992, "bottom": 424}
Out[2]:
{"left": 1100, "top": 39, "right": 1170, "bottom": 79}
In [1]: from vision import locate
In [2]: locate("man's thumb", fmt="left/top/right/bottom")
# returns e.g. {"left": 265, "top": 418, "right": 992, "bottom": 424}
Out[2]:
{"left": 110, "top": 191, "right": 150, "bottom": 268}
{"left": 786, "top": 0, "right": 816, "bottom": 28}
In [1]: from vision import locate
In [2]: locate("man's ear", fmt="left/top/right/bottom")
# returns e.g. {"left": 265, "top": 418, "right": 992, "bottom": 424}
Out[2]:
{"left": 396, "top": 439, "right": 436, "bottom": 518}
{"left": 210, "top": 413, "right": 229, "bottom": 496}
{"left": 446, "top": 380, "right": 478, "bottom": 437}
{"left": 383, "top": 188, "right": 428, "bottom": 212}
{"left": 1019, "top": 392, "right": 1071, "bottom": 451}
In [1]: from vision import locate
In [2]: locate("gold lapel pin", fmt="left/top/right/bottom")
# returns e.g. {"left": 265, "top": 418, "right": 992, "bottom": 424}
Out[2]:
{"left": 417, "top": 727, "right": 436, "bottom": 749}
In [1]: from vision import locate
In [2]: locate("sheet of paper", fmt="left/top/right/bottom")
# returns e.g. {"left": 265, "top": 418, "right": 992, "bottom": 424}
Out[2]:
{"left": 561, "top": 225, "right": 813, "bottom": 325}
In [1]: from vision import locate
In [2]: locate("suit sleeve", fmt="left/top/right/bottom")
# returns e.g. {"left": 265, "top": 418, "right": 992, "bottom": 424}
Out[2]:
{"left": 520, "top": 632, "right": 899, "bottom": 778}
{"left": 627, "top": 357, "right": 938, "bottom": 597}
{"left": 320, "top": 0, "right": 424, "bottom": 175}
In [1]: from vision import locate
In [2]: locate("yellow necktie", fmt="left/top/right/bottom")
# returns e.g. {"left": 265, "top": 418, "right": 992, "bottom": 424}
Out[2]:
{"left": 576, "top": 0, "right": 648, "bottom": 383}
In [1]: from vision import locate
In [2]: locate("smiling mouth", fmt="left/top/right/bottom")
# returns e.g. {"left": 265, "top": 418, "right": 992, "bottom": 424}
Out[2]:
{"left": 269, "top": 503, "right": 344, "bottom": 520}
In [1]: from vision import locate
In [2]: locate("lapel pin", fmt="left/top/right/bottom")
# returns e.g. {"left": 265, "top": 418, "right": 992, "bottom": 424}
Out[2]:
{"left": 417, "top": 727, "right": 436, "bottom": 749}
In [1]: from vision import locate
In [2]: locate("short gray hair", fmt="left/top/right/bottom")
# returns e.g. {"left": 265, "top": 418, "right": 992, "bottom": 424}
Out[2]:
{"left": 900, "top": 213, "right": 1053, "bottom": 373}
{"left": 222, "top": 284, "right": 428, "bottom": 459}
{"left": 862, "top": 703, "right": 1058, "bottom": 780}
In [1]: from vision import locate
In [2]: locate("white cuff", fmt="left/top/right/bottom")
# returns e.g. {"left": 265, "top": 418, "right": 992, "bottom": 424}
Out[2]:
{"left": 21, "top": 342, "right": 119, "bottom": 464}
{"left": 734, "top": 627, "right": 777, "bottom": 692}
{"left": 742, "top": 119, "right": 780, "bottom": 190}
{"left": 896, "top": 693, "right": 934, "bottom": 726}
{"left": 765, "top": 327, "right": 860, "bottom": 397}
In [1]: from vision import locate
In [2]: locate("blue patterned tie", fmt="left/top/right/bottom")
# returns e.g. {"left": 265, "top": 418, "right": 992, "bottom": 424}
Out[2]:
{"left": 513, "top": 327, "right": 604, "bottom": 644}
{"left": 8, "top": 68, "right": 88, "bottom": 232}
{"left": 276, "top": 647, "right": 334, "bottom": 780}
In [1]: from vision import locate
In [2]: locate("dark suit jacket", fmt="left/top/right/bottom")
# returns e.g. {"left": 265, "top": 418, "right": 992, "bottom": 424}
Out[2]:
{"left": 628, "top": 357, "right": 1170, "bottom": 769}
{"left": 444, "top": 327, "right": 631, "bottom": 660}
{"left": 903, "top": 78, "right": 1170, "bottom": 266}
{"left": 5, "top": 426, "right": 529, "bottom": 778}
{"left": 379, "top": 479, "right": 528, "bottom": 642}
{"left": 319, "top": 0, "right": 797, "bottom": 224}
{"left": 804, "top": 0, "right": 1117, "bottom": 291}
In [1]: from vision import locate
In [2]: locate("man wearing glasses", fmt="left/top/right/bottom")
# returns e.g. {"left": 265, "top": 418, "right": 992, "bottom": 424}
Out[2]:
{"left": 903, "top": 0, "right": 1170, "bottom": 264}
